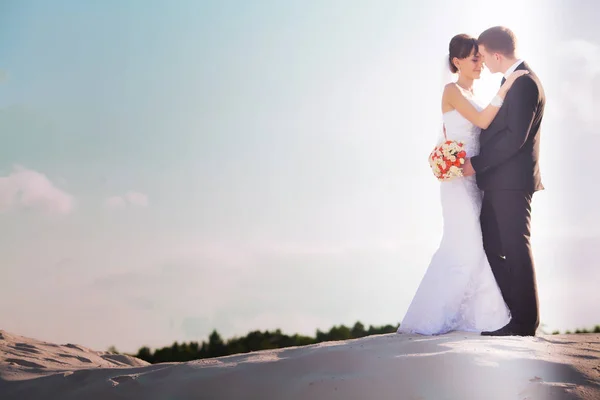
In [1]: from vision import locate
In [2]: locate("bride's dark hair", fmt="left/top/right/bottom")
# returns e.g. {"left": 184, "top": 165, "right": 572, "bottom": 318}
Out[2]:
{"left": 448, "top": 34, "right": 478, "bottom": 73}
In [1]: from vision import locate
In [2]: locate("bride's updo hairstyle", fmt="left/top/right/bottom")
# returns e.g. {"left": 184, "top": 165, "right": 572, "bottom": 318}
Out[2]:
{"left": 448, "top": 34, "right": 478, "bottom": 73}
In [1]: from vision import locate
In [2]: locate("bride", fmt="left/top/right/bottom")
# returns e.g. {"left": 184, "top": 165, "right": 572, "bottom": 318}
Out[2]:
{"left": 397, "top": 34, "right": 528, "bottom": 335}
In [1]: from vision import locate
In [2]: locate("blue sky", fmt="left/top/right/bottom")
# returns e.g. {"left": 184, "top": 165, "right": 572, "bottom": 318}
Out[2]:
{"left": 1, "top": 0, "right": 599, "bottom": 352}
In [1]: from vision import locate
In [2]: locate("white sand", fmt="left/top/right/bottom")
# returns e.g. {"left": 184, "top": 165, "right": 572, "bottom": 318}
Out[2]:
{"left": 1, "top": 329, "right": 599, "bottom": 399}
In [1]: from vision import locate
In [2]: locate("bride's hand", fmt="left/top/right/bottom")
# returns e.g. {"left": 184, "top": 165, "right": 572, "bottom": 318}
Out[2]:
{"left": 500, "top": 70, "right": 529, "bottom": 93}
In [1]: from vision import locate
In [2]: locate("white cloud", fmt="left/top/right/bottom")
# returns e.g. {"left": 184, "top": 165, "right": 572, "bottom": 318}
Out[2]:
{"left": 105, "top": 191, "right": 149, "bottom": 209}
{"left": 105, "top": 196, "right": 127, "bottom": 209}
{"left": 0, "top": 166, "right": 74, "bottom": 214}
{"left": 124, "top": 191, "right": 149, "bottom": 207}
{"left": 554, "top": 39, "right": 600, "bottom": 128}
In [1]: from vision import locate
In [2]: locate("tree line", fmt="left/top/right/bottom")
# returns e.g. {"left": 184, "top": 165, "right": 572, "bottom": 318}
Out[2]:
{"left": 128, "top": 321, "right": 397, "bottom": 364}
{"left": 552, "top": 325, "right": 600, "bottom": 335}
{"left": 107, "top": 322, "right": 600, "bottom": 364}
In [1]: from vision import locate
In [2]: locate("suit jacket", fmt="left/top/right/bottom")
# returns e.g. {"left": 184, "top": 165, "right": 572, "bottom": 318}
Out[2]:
{"left": 470, "top": 61, "right": 545, "bottom": 192}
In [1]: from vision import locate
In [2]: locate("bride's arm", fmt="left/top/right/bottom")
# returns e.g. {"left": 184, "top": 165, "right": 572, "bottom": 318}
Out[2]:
{"left": 443, "top": 84, "right": 504, "bottom": 129}
{"left": 442, "top": 71, "right": 528, "bottom": 130}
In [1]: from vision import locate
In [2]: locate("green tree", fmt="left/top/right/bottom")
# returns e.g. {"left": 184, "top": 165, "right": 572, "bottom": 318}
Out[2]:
{"left": 208, "top": 330, "right": 227, "bottom": 358}
{"left": 351, "top": 322, "right": 366, "bottom": 338}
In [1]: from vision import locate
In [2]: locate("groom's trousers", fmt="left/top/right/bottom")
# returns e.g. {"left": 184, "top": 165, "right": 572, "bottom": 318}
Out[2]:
{"left": 480, "top": 189, "right": 540, "bottom": 333}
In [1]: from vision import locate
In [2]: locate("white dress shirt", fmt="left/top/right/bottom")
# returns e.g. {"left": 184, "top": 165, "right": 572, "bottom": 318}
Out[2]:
{"left": 504, "top": 59, "right": 524, "bottom": 78}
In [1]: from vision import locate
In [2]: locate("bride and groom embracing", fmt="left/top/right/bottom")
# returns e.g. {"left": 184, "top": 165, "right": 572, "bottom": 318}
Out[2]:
{"left": 398, "top": 26, "right": 545, "bottom": 337}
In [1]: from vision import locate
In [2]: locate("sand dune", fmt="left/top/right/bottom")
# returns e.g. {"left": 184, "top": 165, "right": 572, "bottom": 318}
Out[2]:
{"left": 1, "top": 329, "right": 599, "bottom": 399}
{"left": 0, "top": 330, "right": 148, "bottom": 380}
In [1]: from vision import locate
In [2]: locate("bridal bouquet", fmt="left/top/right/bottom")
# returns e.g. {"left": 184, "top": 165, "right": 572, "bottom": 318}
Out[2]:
{"left": 428, "top": 140, "right": 467, "bottom": 181}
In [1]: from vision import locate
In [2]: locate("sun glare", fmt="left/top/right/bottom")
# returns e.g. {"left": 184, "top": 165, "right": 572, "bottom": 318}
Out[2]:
{"left": 460, "top": 0, "right": 549, "bottom": 102}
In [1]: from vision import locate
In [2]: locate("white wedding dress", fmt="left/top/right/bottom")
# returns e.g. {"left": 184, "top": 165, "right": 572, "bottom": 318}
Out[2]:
{"left": 397, "top": 87, "right": 511, "bottom": 335}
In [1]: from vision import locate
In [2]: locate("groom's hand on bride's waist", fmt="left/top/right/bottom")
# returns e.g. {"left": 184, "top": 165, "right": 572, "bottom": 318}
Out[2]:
{"left": 462, "top": 158, "right": 475, "bottom": 176}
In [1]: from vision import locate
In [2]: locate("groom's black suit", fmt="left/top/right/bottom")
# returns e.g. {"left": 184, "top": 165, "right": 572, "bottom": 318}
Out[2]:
{"left": 470, "top": 61, "right": 545, "bottom": 336}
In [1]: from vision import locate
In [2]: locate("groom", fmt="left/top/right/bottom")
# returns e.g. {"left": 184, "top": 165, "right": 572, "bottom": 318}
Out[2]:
{"left": 462, "top": 26, "right": 545, "bottom": 336}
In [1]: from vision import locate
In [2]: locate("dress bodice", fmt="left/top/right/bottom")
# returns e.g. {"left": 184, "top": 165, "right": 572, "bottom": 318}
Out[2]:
{"left": 442, "top": 85, "right": 483, "bottom": 157}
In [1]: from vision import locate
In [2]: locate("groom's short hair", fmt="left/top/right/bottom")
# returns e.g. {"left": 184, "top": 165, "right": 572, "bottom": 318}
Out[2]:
{"left": 477, "top": 26, "right": 517, "bottom": 58}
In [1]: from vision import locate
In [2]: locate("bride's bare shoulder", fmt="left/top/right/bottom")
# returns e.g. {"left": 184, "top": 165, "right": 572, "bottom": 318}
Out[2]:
{"left": 443, "top": 82, "right": 460, "bottom": 96}
{"left": 443, "top": 83, "right": 466, "bottom": 105}
{"left": 442, "top": 83, "right": 460, "bottom": 112}
{"left": 444, "top": 82, "right": 457, "bottom": 89}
